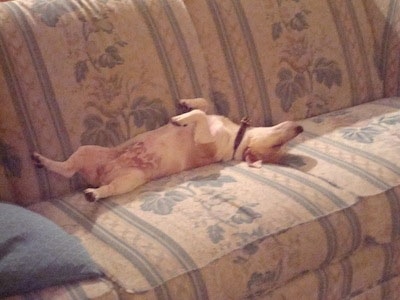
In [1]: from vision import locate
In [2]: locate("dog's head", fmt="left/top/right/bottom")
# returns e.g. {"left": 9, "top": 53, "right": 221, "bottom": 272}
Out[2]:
{"left": 243, "top": 121, "right": 303, "bottom": 168}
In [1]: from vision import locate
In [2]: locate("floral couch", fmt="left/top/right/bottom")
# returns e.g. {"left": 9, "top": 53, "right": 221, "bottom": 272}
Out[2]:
{"left": 1, "top": 0, "right": 400, "bottom": 298}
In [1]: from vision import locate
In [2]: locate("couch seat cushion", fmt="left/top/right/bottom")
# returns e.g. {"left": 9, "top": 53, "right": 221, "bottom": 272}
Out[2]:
{"left": 289, "top": 97, "right": 400, "bottom": 197}
{"left": 27, "top": 163, "right": 361, "bottom": 299}
{"left": 27, "top": 98, "right": 400, "bottom": 298}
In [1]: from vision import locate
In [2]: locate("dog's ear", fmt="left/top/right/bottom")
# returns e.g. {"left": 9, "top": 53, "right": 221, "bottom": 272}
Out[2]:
{"left": 244, "top": 147, "right": 263, "bottom": 168}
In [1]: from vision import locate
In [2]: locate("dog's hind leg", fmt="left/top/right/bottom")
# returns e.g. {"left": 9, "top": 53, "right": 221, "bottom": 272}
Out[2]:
{"left": 32, "top": 152, "right": 77, "bottom": 178}
{"left": 32, "top": 145, "right": 113, "bottom": 179}
{"left": 84, "top": 169, "right": 147, "bottom": 202}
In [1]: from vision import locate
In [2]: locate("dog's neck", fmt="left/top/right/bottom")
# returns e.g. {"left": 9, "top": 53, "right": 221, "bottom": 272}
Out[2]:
{"left": 232, "top": 117, "right": 250, "bottom": 159}
{"left": 233, "top": 125, "right": 276, "bottom": 161}
{"left": 232, "top": 127, "right": 256, "bottom": 161}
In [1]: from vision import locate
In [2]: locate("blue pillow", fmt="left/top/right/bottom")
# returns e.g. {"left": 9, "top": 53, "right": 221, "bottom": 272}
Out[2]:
{"left": 0, "top": 202, "right": 103, "bottom": 297}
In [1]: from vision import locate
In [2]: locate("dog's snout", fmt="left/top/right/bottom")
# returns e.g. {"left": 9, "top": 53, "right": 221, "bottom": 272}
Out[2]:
{"left": 296, "top": 126, "right": 304, "bottom": 134}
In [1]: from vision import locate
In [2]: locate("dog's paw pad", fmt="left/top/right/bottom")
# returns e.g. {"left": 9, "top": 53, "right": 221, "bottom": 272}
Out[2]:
{"left": 31, "top": 153, "right": 44, "bottom": 168}
{"left": 84, "top": 189, "right": 99, "bottom": 202}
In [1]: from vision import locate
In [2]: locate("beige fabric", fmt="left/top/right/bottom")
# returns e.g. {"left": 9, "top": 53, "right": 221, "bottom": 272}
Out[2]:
{"left": 25, "top": 97, "right": 400, "bottom": 298}
{"left": 0, "top": 0, "right": 399, "bottom": 298}
{"left": 292, "top": 98, "right": 400, "bottom": 197}
{"left": 184, "top": 0, "right": 386, "bottom": 125}
{"left": 266, "top": 241, "right": 400, "bottom": 299}
{"left": 0, "top": 0, "right": 211, "bottom": 204}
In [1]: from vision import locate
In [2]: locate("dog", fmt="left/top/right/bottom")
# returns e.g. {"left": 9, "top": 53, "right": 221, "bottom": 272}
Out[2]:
{"left": 32, "top": 98, "right": 303, "bottom": 202}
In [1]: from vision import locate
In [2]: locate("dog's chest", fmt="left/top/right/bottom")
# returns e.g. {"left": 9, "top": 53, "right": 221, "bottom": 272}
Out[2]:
{"left": 116, "top": 142, "right": 161, "bottom": 169}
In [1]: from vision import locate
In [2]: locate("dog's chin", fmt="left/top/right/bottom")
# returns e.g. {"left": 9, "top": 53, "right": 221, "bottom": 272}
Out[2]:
{"left": 244, "top": 147, "right": 284, "bottom": 168}
{"left": 261, "top": 149, "right": 286, "bottom": 165}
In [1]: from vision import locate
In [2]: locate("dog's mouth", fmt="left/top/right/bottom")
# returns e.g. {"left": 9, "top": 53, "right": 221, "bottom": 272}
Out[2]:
{"left": 271, "top": 125, "right": 303, "bottom": 150}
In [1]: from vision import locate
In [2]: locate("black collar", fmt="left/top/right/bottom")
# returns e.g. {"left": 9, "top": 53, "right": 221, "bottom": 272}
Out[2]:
{"left": 232, "top": 117, "right": 250, "bottom": 159}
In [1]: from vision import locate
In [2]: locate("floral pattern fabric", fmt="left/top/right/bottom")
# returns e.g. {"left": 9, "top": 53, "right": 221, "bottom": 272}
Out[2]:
{"left": 19, "top": 98, "right": 400, "bottom": 299}
{"left": 291, "top": 98, "right": 400, "bottom": 197}
{"left": 1, "top": 0, "right": 400, "bottom": 204}
{"left": 0, "top": 0, "right": 400, "bottom": 298}
{"left": 0, "top": 0, "right": 211, "bottom": 204}
{"left": 184, "top": 0, "right": 399, "bottom": 125}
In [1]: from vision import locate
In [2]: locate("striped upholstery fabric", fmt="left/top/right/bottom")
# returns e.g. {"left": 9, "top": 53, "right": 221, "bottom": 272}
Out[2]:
{"left": 22, "top": 98, "right": 400, "bottom": 299}
{"left": 184, "top": 0, "right": 400, "bottom": 126}
{"left": 0, "top": 0, "right": 211, "bottom": 204}
{"left": 0, "top": 0, "right": 400, "bottom": 298}
{"left": 293, "top": 98, "right": 400, "bottom": 198}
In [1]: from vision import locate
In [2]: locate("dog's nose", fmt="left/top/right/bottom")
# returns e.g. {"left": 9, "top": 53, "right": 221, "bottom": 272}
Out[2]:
{"left": 296, "top": 126, "right": 304, "bottom": 134}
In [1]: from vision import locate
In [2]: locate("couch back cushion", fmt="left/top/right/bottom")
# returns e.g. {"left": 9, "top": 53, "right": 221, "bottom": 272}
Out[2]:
{"left": 184, "top": 0, "right": 400, "bottom": 126}
{"left": 0, "top": 0, "right": 211, "bottom": 204}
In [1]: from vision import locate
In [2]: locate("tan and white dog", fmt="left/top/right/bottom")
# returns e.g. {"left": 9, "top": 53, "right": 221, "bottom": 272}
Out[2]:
{"left": 32, "top": 98, "right": 303, "bottom": 202}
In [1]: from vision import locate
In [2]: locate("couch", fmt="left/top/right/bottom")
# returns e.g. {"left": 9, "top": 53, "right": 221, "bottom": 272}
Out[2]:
{"left": 1, "top": 0, "right": 400, "bottom": 298}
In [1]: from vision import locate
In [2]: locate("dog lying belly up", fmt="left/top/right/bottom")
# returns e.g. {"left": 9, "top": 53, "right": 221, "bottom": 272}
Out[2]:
{"left": 32, "top": 98, "right": 303, "bottom": 202}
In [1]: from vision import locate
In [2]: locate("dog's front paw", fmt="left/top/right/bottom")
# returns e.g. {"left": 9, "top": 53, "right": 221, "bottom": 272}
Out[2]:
{"left": 31, "top": 152, "right": 44, "bottom": 168}
{"left": 84, "top": 188, "right": 100, "bottom": 202}
{"left": 179, "top": 98, "right": 209, "bottom": 112}
{"left": 171, "top": 115, "right": 189, "bottom": 127}
{"left": 171, "top": 109, "right": 205, "bottom": 127}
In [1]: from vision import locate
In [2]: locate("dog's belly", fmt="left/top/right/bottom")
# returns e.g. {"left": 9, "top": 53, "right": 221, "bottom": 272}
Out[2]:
{"left": 97, "top": 123, "right": 217, "bottom": 184}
